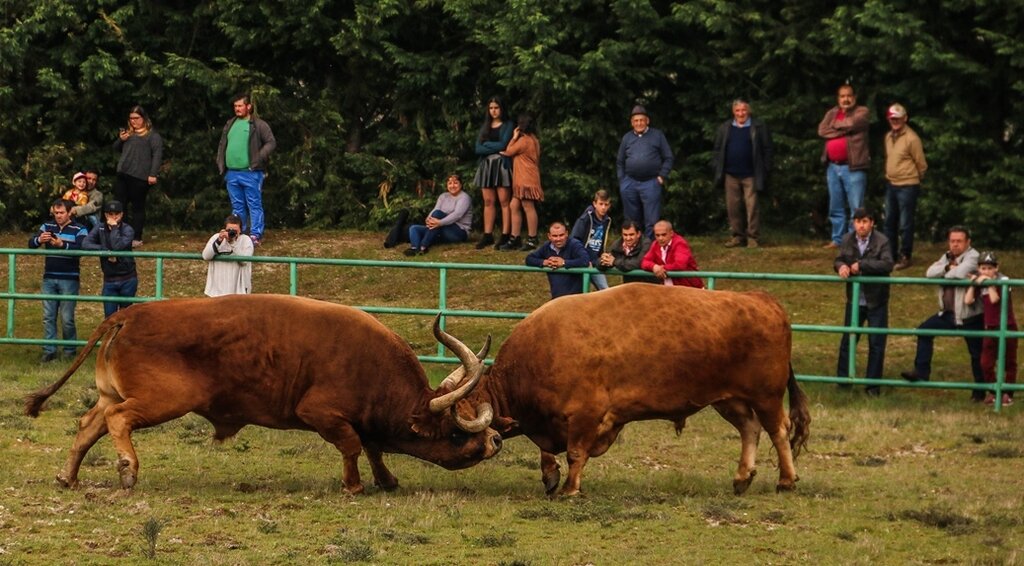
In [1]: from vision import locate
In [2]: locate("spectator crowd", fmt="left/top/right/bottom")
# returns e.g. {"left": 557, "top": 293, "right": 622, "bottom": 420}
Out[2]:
{"left": 24, "top": 87, "right": 1016, "bottom": 405}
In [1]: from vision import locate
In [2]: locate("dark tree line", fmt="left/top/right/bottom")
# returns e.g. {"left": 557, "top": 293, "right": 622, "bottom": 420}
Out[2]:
{"left": 2, "top": 0, "right": 1021, "bottom": 245}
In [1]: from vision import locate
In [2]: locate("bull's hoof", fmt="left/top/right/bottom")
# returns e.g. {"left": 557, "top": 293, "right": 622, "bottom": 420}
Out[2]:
{"left": 343, "top": 483, "right": 365, "bottom": 495}
{"left": 775, "top": 480, "right": 796, "bottom": 493}
{"left": 557, "top": 487, "right": 583, "bottom": 498}
{"left": 375, "top": 478, "right": 399, "bottom": 492}
{"left": 733, "top": 469, "right": 756, "bottom": 495}
{"left": 55, "top": 473, "right": 77, "bottom": 489}
{"left": 117, "top": 458, "right": 136, "bottom": 489}
{"left": 542, "top": 471, "right": 561, "bottom": 496}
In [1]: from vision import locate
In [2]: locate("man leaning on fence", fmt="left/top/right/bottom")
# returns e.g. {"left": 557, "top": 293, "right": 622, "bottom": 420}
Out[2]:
{"left": 28, "top": 199, "right": 88, "bottom": 363}
{"left": 834, "top": 208, "right": 893, "bottom": 396}
{"left": 901, "top": 226, "right": 986, "bottom": 402}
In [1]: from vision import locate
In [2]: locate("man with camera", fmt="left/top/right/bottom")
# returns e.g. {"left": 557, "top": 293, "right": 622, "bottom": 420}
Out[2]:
{"left": 82, "top": 200, "right": 137, "bottom": 318}
{"left": 900, "top": 226, "right": 985, "bottom": 401}
{"left": 202, "top": 214, "right": 254, "bottom": 297}
{"left": 28, "top": 199, "right": 89, "bottom": 362}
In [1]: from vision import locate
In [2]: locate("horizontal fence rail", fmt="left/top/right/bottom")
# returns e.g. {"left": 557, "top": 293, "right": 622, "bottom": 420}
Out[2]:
{"left": 3, "top": 247, "right": 1022, "bottom": 410}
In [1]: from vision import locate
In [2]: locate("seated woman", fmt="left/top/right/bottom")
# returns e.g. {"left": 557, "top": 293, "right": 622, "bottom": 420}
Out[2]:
{"left": 404, "top": 174, "right": 473, "bottom": 256}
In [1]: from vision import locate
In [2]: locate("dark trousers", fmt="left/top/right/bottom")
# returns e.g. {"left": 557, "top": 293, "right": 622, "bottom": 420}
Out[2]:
{"left": 114, "top": 173, "right": 149, "bottom": 239}
{"left": 837, "top": 301, "right": 888, "bottom": 381}
{"left": 982, "top": 326, "right": 1018, "bottom": 397}
{"left": 884, "top": 183, "right": 919, "bottom": 260}
{"left": 913, "top": 312, "right": 984, "bottom": 395}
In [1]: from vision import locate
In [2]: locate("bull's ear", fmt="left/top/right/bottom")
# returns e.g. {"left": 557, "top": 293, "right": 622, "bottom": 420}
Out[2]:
{"left": 490, "top": 415, "right": 518, "bottom": 434}
{"left": 409, "top": 414, "right": 439, "bottom": 438}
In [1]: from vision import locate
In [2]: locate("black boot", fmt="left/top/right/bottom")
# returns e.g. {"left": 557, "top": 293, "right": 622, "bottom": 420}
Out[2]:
{"left": 519, "top": 236, "right": 539, "bottom": 251}
{"left": 499, "top": 236, "right": 522, "bottom": 251}
{"left": 474, "top": 233, "right": 494, "bottom": 250}
{"left": 494, "top": 233, "right": 510, "bottom": 250}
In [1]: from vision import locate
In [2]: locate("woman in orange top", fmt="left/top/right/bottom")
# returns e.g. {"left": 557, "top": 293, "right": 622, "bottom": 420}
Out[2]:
{"left": 500, "top": 114, "right": 543, "bottom": 251}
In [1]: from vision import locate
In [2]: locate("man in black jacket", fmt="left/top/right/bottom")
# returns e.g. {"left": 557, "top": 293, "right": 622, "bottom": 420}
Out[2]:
{"left": 834, "top": 208, "right": 894, "bottom": 395}
{"left": 598, "top": 219, "right": 655, "bottom": 284}
{"left": 82, "top": 200, "right": 138, "bottom": 318}
{"left": 711, "top": 99, "right": 773, "bottom": 248}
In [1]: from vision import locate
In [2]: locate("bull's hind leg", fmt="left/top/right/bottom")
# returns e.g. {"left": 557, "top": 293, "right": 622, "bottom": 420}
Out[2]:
{"left": 57, "top": 400, "right": 111, "bottom": 488}
{"left": 104, "top": 399, "right": 192, "bottom": 489}
{"left": 365, "top": 449, "right": 399, "bottom": 491}
{"left": 713, "top": 398, "right": 762, "bottom": 495}
{"left": 296, "top": 404, "right": 367, "bottom": 494}
{"left": 752, "top": 401, "right": 799, "bottom": 492}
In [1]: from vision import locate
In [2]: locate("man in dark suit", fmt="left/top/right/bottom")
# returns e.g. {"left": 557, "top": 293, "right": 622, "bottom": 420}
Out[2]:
{"left": 834, "top": 208, "right": 894, "bottom": 395}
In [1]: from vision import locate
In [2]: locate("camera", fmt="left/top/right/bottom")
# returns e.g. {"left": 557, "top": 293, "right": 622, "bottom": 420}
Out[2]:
{"left": 226, "top": 228, "right": 238, "bottom": 238}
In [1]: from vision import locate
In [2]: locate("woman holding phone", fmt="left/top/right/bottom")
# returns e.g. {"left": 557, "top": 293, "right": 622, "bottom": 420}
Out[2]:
{"left": 113, "top": 105, "right": 163, "bottom": 247}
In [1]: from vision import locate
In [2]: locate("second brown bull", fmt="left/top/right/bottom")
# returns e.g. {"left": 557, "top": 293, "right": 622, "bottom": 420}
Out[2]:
{"left": 457, "top": 283, "right": 811, "bottom": 496}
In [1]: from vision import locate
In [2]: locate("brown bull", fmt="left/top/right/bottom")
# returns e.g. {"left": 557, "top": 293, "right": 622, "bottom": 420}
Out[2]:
{"left": 463, "top": 283, "right": 810, "bottom": 496}
{"left": 25, "top": 295, "right": 501, "bottom": 493}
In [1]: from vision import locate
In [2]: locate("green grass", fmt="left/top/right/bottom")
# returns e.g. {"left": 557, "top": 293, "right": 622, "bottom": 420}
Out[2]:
{"left": 1, "top": 228, "right": 1023, "bottom": 564}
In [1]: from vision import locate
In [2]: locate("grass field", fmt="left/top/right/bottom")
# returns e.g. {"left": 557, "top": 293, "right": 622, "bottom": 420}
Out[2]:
{"left": 1, "top": 228, "right": 1022, "bottom": 564}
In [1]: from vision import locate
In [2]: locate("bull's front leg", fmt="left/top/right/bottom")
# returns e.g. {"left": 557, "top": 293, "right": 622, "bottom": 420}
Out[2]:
{"left": 365, "top": 449, "right": 399, "bottom": 491}
{"left": 299, "top": 406, "right": 367, "bottom": 494}
{"left": 539, "top": 451, "right": 560, "bottom": 495}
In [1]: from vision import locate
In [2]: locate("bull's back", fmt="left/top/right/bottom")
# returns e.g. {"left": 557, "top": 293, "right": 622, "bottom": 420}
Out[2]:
{"left": 97, "top": 295, "right": 421, "bottom": 423}
{"left": 493, "top": 285, "right": 791, "bottom": 417}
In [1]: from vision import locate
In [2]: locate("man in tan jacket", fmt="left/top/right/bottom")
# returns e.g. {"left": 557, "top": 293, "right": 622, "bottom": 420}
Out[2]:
{"left": 883, "top": 103, "right": 927, "bottom": 270}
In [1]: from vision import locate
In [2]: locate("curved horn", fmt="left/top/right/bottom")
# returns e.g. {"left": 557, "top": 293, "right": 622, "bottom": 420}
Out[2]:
{"left": 454, "top": 402, "right": 494, "bottom": 433}
{"left": 436, "top": 341, "right": 491, "bottom": 391}
{"left": 429, "top": 316, "right": 491, "bottom": 413}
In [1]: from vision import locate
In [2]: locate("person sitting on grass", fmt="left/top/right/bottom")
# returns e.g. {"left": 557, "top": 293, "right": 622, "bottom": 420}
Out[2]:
{"left": 403, "top": 173, "right": 472, "bottom": 257}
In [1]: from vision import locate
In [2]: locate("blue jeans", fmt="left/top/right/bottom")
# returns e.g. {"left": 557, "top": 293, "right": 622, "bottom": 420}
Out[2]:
{"left": 41, "top": 278, "right": 79, "bottom": 356}
{"left": 408, "top": 210, "right": 469, "bottom": 250}
{"left": 826, "top": 163, "right": 867, "bottom": 245}
{"left": 913, "top": 312, "right": 984, "bottom": 389}
{"left": 837, "top": 302, "right": 888, "bottom": 382}
{"left": 225, "top": 170, "right": 266, "bottom": 239}
{"left": 884, "top": 183, "right": 919, "bottom": 260}
{"left": 590, "top": 273, "right": 609, "bottom": 290}
{"left": 102, "top": 277, "right": 138, "bottom": 318}
{"left": 619, "top": 176, "right": 662, "bottom": 238}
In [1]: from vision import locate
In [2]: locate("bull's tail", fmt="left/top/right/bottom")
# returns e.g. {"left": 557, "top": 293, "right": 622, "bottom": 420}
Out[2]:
{"left": 24, "top": 318, "right": 124, "bottom": 417}
{"left": 786, "top": 365, "right": 811, "bottom": 460}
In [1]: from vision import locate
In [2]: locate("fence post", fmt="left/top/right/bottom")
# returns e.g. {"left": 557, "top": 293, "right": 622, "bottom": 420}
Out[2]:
{"left": 6, "top": 253, "right": 14, "bottom": 338}
{"left": 437, "top": 267, "right": 448, "bottom": 359}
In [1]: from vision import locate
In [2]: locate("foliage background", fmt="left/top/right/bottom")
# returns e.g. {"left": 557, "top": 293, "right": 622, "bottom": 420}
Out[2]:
{"left": 1, "top": 0, "right": 1022, "bottom": 245}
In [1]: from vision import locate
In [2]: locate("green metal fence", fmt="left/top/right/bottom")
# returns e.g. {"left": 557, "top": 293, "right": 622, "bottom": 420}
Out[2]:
{"left": 4, "top": 247, "right": 1022, "bottom": 410}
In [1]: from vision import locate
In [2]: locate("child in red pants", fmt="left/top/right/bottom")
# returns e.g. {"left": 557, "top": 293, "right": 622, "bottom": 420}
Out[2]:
{"left": 965, "top": 251, "right": 1018, "bottom": 405}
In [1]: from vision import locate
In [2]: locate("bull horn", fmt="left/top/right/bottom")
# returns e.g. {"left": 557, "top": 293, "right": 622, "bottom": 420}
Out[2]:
{"left": 454, "top": 402, "right": 493, "bottom": 433}
{"left": 436, "top": 341, "right": 490, "bottom": 391}
{"left": 429, "top": 316, "right": 491, "bottom": 413}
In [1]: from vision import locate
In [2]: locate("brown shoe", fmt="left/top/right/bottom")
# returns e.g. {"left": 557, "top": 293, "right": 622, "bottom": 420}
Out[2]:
{"left": 822, "top": 241, "right": 838, "bottom": 249}
{"left": 724, "top": 237, "right": 744, "bottom": 248}
{"left": 747, "top": 239, "right": 759, "bottom": 249}
{"left": 893, "top": 257, "right": 913, "bottom": 271}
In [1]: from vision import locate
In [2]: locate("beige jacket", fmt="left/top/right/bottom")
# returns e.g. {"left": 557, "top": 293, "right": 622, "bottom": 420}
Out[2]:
{"left": 885, "top": 125, "right": 928, "bottom": 186}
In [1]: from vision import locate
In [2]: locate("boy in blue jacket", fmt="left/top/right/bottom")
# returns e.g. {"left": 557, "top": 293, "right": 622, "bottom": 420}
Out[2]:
{"left": 571, "top": 189, "right": 612, "bottom": 290}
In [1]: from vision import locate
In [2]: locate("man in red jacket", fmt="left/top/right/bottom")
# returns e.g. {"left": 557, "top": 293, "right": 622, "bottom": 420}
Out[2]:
{"left": 641, "top": 220, "right": 704, "bottom": 288}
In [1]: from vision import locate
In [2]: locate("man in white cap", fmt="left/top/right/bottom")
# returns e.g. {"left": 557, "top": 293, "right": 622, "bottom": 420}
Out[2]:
{"left": 883, "top": 103, "right": 928, "bottom": 271}
{"left": 616, "top": 104, "right": 674, "bottom": 238}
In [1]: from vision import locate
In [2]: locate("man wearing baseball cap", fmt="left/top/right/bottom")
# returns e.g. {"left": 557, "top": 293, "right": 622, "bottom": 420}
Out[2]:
{"left": 82, "top": 200, "right": 138, "bottom": 317}
{"left": 616, "top": 104, "right": 674, "bottom": 238}
{"left": 883, "top": 103, "right": 928, "bottom": 271}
